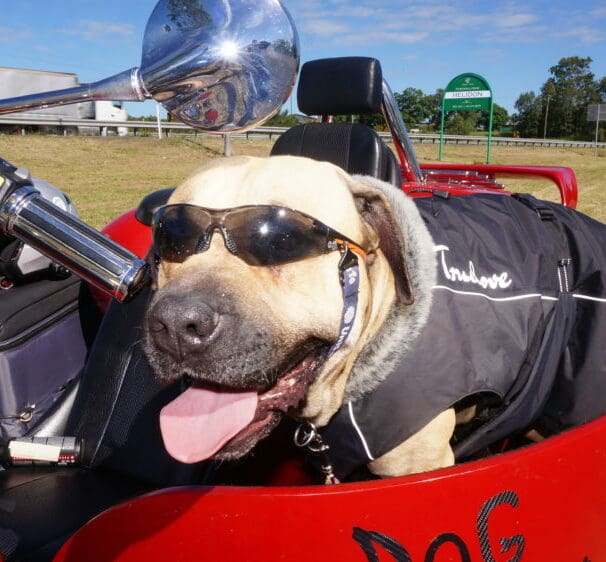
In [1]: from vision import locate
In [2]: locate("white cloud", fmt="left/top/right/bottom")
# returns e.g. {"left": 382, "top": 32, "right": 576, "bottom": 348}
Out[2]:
{"left": 342, "top": 30, "right": 429, "bottom": 46}
{"left": 496, "top": 13, "right": 538, "bottom": 28}
{"left": 299, "top": 19, "right": 351, "bottom": 36}
{"left": 58, "top": 20, "right": 135, "bottom": 41}
{"left": 554, "top": 27, "right": 606, "bottom": 45}
{"left": 590, "top": 6, "right": 606, "bottom": 18}
{"left": 0, "top": 27, "right": 31, "bottom": 43}
{"left": 291, "top": 0, "right": 606, "bottom": 51}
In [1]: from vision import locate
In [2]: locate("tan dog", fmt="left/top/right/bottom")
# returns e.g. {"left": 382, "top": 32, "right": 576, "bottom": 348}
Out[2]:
{"left": 143, "top": 154, "right": 454, "bottom": 478}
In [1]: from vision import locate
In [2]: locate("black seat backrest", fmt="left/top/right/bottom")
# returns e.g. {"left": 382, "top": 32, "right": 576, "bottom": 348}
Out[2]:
{"left": 271, "top": 57, "right": 400, "bottom": 187}
{"left": 65, "top": 287, "right": 206, "bottom": 487}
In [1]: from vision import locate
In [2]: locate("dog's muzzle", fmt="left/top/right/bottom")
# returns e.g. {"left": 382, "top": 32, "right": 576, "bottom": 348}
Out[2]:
{"left": 147, "top": 293, "right": 220, "bottom": 359}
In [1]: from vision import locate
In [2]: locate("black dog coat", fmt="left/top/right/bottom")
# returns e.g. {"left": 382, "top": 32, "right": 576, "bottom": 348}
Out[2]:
{"left": 318, "top": 192, "right": 606, "bottom": 480}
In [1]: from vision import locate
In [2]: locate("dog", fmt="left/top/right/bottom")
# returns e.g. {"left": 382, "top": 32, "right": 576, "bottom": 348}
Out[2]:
{"left": 143, "top": 154, "right": 606, "bottom": 480}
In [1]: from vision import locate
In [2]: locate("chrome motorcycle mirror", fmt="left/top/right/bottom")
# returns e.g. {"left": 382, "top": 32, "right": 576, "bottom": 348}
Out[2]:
{"left": 0, "top": 0, "right": 299, "bottom": 132}
{"left": 0, "top": 0, "right": 299, "bottom": 303}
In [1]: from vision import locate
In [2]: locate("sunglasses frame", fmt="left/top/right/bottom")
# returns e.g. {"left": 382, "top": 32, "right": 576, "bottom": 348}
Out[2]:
{"left": 152, "top": 204, "right": 367, "bottom": 267}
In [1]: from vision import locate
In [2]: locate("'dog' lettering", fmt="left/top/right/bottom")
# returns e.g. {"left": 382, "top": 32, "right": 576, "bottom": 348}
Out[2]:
{"left": 353, "top": 490, "right": 524, "bottom": 562}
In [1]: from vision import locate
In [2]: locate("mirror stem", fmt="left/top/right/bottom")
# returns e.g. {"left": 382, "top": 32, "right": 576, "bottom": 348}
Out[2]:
{"left": 0, "top": 68, "right": 149, "bottom": 115}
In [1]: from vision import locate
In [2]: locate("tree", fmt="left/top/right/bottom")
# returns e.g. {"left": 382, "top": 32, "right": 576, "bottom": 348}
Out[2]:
{"left": 444, "top": 112, "right": 478, "bottom": 135}
{"left": 264, "top": 109, "right": 299, "bottom": 127}
{"left": 546, "top": 56, "right": 600, "bottom": 139}
{"left": 541, "top": 79, "right": 556, "bottom": 138}
{"left": 394, "top": 88, "right": 427, "bottom": 128}
{"left": 422, "top": 89, "right": 444, "bottom": 129}
{"left": 513, "top": 91, "right": 543, "bottom": 138}
{"left": 477, "top": 103, "right": 509, "bottom": 132}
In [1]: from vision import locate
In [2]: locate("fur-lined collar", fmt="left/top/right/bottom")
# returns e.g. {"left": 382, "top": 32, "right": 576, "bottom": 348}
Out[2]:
{"left": 344, "top": 176, "right": 437, "bottom": 402}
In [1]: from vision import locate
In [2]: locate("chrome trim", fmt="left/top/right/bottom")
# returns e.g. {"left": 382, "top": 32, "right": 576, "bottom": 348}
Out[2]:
{"left": 0, "top": 186, "right": 148, "bottom": 302}
{"left": 0, "top": 68, "right": 147, "bottom": 115}
{"left": 381, "top": 80, "right": 423, "bottom": 184}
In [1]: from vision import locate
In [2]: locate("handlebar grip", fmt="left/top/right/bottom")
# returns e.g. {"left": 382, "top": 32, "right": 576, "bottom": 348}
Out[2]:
{"left": 0, "top": 185, "right": 148, "bottom": 301}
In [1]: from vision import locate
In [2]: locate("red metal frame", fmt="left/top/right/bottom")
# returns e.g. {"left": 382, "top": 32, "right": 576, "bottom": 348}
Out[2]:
{"left": 417, "top": 163, "right": 578, "bottom": 208}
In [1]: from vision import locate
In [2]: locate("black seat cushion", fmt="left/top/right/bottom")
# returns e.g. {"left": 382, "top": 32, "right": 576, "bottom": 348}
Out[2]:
{"left": 0, "top": 467, "right": 151, "bottom": 561}
{"left": 135, "top": 187, "right": 175, "bottom": 227}
{"left": 271, "top": 123, "right": 400, "bottom": 187}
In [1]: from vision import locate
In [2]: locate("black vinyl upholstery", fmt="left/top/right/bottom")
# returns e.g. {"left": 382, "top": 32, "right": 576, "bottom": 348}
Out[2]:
{"left": 0, "top": 467, "right": 149, "bottom": 562}
{"left": 135, "top": 187, "right": 175, "bottom": 227}
{"left": 272, "top": 57, "right": 401, "bottom": 187}
{"left": 65, "top": 287, "right": 207, "bottom": 486}
{"left": 0, "top": 288, "right": 207, "bottom": 561}
{"left": 271, "top": 123, "right": 400, "bottom": 187}
{"left": 297, "top": 57, "right": 383, "bottom": 116}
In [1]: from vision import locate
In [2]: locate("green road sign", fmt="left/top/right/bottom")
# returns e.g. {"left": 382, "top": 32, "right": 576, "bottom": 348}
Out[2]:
{"left": 444, "top": 74, "right": 492, "bottom": 112}
{"left": 439, "top": 73, "right": 494, "bottom": 162}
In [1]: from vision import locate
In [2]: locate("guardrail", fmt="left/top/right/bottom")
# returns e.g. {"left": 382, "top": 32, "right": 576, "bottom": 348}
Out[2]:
{"left": 1, "top": 115, "right": 604, "bottom": 149}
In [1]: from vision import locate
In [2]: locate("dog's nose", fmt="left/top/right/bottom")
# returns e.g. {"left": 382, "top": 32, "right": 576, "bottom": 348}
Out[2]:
{"left": 148, "top": 294, "right": 220, "bottom": 358}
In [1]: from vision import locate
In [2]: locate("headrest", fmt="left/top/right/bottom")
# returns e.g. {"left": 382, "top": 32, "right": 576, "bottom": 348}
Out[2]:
{"left": 297, "top": 57, "right": 383, "bottom": 116}
{"left": 136, "top": 187, "right": 175, "bottom": 226}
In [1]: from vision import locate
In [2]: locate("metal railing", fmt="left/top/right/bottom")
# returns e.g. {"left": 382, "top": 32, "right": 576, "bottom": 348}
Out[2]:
{"left": 1, "top": 115, "right": 604, "bottom": 149}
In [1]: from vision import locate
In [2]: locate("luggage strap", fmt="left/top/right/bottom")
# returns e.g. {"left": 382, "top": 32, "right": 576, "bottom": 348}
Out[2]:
{"left": 511, "top": 193, "right": 573, "bottom": 293}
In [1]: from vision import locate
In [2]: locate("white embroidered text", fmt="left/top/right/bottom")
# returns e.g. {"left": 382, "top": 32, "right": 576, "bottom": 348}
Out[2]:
{"left": 435, "top": 245, "right": 512, "bottom": 290}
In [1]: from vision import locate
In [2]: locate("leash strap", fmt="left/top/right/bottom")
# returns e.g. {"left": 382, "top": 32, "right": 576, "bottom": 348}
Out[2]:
{"left": 295, "top": 244, "right": 360, "bottom": 484}
{"left": 327, "top": 245, "right": 360, "bottom": 357}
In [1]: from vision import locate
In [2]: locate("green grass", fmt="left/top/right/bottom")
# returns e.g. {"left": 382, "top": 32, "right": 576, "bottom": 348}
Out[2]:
{"left": 0, "top": 134, "right": 604, "bottom": 229}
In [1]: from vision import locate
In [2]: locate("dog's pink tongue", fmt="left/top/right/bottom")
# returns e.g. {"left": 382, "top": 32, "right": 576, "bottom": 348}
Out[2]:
{"left": 160, "top": 386, "right": 258, "bottom": 463}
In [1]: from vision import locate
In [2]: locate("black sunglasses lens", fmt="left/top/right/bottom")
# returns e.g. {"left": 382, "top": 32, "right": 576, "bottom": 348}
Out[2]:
{"left": 153, "top": 205, "right": 338, "bottom": 266}
{"left": 226, "top": 207, "right": 330, "bottom": 266}
{"left": 153, "top": 206, "right": 210, "bottom": 263}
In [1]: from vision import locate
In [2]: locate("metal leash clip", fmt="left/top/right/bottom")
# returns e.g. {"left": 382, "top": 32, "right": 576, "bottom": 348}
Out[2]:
{"left": 294, "top": 421, "right": 340, "bottom": 485}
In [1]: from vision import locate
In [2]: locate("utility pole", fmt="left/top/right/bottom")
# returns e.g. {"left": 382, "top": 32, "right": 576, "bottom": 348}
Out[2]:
{"left": 543, "top": 95, "right": 550, "bottom": 139}
{"left": 543, "top": 80, "right": 556, "bottom": 139}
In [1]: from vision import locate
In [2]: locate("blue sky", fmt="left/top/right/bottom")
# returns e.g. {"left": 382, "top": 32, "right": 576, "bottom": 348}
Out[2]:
{"left": 2, "top": 1, "right": 605, "bottom": 118}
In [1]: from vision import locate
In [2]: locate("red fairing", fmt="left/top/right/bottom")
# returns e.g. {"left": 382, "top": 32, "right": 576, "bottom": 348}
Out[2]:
{"left": 55, "top": 415, "right": 606, "bottom": 561}
{"left": 102, "top": 209, "right": 152, "bottom": 258}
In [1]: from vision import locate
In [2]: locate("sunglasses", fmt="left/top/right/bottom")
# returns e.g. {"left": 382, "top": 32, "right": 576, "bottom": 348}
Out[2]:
{"left": 152, "top": 204, "right": 367, "bottom": 267}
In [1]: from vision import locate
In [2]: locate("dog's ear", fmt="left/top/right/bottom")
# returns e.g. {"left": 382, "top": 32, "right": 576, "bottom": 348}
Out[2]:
{"left": 348, "top": 176, "right": 414, "bottom": 305}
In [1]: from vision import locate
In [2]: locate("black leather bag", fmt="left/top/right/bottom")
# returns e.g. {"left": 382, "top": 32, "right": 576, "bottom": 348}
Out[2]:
{"left": 0, "top": 275, "right": 86, "bottom": 439}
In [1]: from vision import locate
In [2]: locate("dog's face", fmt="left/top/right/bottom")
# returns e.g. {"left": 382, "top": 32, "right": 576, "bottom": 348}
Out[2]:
{"left": 143, "top": 155, "right": 411, "bottom": 464}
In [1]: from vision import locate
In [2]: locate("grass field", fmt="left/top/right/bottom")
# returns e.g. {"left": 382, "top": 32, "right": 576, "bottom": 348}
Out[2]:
{"left": 0, "top": 135, "right": 604, "bottom": 229}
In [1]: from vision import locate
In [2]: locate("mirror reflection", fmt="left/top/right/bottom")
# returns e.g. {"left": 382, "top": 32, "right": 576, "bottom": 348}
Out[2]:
{"left": 140, "top": 0, "right": 299, "bottom": 131}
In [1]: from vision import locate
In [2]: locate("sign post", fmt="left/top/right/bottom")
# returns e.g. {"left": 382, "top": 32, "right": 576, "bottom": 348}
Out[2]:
{"left": 439, "top": 73, "right": 494, "bottom": 163}
{"left": 587, "top": 103, "right": 606, "bottom": 157}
